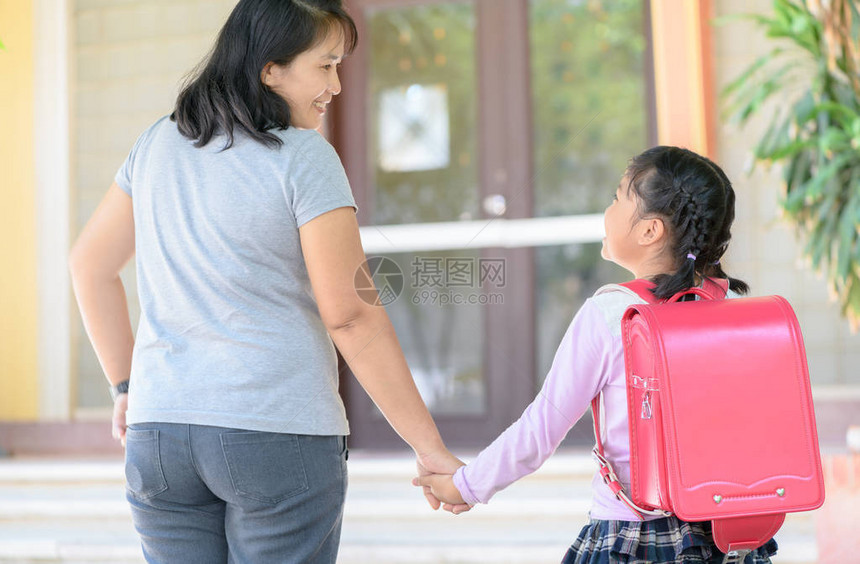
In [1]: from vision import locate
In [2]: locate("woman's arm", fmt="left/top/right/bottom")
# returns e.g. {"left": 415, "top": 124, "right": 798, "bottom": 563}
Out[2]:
{"left": 300, "top": 207, "right": 465, "bottom": 502}
{"left": 69, "top": 183, "right": 136, "bottom": 444}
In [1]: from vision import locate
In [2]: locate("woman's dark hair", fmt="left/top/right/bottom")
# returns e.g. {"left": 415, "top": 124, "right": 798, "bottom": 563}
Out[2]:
{"left": 625, "top": 146, "right": 749, "bottom": 299}
{"left": 171, "top": 0, "right": 357, "bottom": 149}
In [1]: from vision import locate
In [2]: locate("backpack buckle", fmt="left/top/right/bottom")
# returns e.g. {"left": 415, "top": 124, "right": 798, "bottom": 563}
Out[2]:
{"left": 721, "top": 549, "right": 751, "bottom": 564}
{"left": 630, "top": 374, "right": 660, "bottom": 391}
{"left": 641, "top": 391, "right": 653, "bottom": 419}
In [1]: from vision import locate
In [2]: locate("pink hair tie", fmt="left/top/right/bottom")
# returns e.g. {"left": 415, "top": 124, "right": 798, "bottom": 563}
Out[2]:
{"left": 686, "top": 253, "right": 697, "bottom": 261}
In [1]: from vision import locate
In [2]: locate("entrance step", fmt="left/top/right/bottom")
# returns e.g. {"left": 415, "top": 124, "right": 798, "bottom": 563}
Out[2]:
{"left": 0, "top": 452, "right": 818, "bottom": 563}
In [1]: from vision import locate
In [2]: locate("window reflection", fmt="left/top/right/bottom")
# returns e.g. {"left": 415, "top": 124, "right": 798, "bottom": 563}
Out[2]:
{"left": 530, "top": 0, "right": 649, "bottom": 217}
{"left": 368, "top": 3, "right": 478, "bottom": 225}
{"left": 366, "top": 4, "right": 486, "bottom": 416}
{"left": 378, "top": 84, "right": 451, "bottom": 173}
{"left": 375, "top": 251, "right": 486, "bottom": 416}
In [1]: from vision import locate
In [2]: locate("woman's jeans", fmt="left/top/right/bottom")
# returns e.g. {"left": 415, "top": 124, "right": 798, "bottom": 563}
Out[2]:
{"left": 124, "top": 423, "right": 348, "bottom": 564}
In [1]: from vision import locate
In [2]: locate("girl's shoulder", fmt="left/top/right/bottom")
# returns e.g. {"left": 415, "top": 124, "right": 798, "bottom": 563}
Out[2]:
{"left": 585, "top": 280, "right": 742, "bottom": 339}
{"left": 585, "top": 285, "right": 648, "bottom": 339}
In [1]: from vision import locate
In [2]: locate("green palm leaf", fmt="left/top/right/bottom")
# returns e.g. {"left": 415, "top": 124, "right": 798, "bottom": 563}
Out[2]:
{"left": 724, "top": 0, "right": 860, "bottom": 330}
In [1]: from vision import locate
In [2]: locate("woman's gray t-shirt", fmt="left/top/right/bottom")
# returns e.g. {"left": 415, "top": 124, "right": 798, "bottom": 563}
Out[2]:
{"left": 116, "top": 116, "right": 355, "bottom": 435}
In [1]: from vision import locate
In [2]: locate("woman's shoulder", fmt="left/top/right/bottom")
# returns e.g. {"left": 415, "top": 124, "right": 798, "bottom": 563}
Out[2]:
{"left": 129, "top": 115, "right": 173, "bottom": 148}
{"left": 139, "top": 114, "right": 171, "bottom": 132}
{"left": 273, "top": 129, "right": 347, "bottom": 185}
{"left": 274, "top": 128, "right": 336, "bottom": 154}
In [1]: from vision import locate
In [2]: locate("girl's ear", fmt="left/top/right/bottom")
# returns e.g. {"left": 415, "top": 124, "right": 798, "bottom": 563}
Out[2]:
{"left": 638, "top": 217, "right": 666, "bottom": 247}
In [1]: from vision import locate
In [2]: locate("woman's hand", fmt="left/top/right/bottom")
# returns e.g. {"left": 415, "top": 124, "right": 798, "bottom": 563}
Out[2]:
{"left": 415, "top": 449, "right": 471, "bottom": 513}
{"left": 112, "top": 393, "right": 129, "bottom": 447}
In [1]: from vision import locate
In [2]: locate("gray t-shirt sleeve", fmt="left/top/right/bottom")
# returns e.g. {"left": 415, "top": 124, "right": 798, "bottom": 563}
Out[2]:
{"left": 115, "top": 117, "right": 166, "bottom": 197}
{"left": 115, "top": 139, "right": 140, "bottom": 197}
{"left": 287, "top": 131, "right": 357, "bottom": 227}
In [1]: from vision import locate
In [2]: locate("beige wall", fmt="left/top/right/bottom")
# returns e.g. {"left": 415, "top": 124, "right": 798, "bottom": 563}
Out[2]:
{"left": 713, "top": 0, "right": 860, "bottom": 388}
{"left": 72, "top": 0, "right": 239, "bottom": 410}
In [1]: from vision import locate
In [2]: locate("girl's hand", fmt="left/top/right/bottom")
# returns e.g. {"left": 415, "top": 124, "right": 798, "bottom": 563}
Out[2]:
{"left": 111, "top": 393, "right": 129, "bottom": 447}
{"left": 412, "top": 473, "right": 467, "bottom": 507}
{"left": 415, "top": 450, "right": 471, "bottom": 513}
{"left": 441, "top": 501, "right": 472, "bottom": 515}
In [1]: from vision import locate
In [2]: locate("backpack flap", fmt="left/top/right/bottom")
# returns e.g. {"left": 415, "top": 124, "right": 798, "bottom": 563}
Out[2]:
{"left": 622, "top": 295, "right": 825, "bottom": 522}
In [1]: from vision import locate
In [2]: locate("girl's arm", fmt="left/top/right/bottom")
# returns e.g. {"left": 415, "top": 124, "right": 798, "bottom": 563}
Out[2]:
{"left": 299, "top": 207, "right": 464, "bottom": 507}
{"left": 69, "top": 183, "right": 136, "bottom": 444}
{"left": 444, "top": 301, "right": 613, "bottom": 508}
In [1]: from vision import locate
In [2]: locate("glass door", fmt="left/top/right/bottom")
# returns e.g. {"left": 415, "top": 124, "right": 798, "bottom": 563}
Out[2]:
{"left": 336, "top": 0, "right": 653, "bottom": 448}
{"left": 338, "top": 0, "right": 537, "bottom": 448}
{"left": 365, "top": 2, "right": 486, "bottom": 422}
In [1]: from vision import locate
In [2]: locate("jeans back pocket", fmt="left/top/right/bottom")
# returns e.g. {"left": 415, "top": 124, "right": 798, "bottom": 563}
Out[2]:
{"left": 125, "top": 427, "right": 169, "bottom": 500}
{"left": 220, "top": 431, "right": 309, "bottom": 505}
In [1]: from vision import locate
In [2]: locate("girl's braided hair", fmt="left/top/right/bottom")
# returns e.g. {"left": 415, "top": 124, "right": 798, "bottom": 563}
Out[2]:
{"left": 625, "top": 146, "right": 749, "bottom": 300}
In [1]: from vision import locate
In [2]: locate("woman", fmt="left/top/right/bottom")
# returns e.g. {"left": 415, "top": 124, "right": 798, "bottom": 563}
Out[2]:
{"left": 69, "top": 1, "right": 464, "bottom": 562}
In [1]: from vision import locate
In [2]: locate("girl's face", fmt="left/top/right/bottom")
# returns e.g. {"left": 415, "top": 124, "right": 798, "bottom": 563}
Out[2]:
{"left": 262, "top": 30, "right": 345, "bottom": 130}
{"left": 601, "top": 177, "right": 643, "bottom": 271}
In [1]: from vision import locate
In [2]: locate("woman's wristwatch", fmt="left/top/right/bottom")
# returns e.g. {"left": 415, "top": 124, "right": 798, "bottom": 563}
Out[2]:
{"left": 109, "top": 379, "right": 130, "bottom": 401}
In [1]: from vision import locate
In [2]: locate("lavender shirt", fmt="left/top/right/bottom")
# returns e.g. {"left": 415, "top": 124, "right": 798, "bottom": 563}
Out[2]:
{"left": 452, "top": 287, "right": 655, "bottom": 521}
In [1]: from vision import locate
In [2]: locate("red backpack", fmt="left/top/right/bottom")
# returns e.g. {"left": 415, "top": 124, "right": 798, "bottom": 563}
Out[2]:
{"left": 591, "top": 278, "right": 825, "bottom": 564}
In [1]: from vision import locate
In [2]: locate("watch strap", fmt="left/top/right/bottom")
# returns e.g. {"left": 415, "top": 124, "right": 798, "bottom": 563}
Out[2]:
{"left": 109, "top": 379, "right": 130, "bottom": 400}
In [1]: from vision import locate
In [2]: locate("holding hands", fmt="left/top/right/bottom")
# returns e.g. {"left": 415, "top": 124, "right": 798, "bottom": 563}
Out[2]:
{"left": 413, "top": 452, "right": 472, "bottom": 515}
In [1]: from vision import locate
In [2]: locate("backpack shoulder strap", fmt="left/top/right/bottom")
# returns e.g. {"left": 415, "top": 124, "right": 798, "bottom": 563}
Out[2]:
{"left": 590, "top": 278, "right": 654, "bottom": 470}
{"left": 594, "top": 279, "right": 658, "bottom": 304}
{"left": 590, "top": 392, "right": 672, "bottom": 520}
{"left": 590, "top": 278, "right": 671, "bottom": 520}
{"left": 619, "top": 279, "right": 659, "bottom": 303}
{"left": 597, "top": 278, "right": 729, "bottom": 303}
{"left": 702, "top": 276, "right": 729, "bottom": 299}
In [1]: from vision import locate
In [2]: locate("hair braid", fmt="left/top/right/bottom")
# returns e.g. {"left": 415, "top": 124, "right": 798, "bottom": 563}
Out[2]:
{"left": 625, "top": 146, "right": 749, "bottom": 299}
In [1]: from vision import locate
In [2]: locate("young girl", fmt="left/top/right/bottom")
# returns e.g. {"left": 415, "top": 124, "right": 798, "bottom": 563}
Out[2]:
{"left": 415, "top": 146, "right": 778, "bottom": 563}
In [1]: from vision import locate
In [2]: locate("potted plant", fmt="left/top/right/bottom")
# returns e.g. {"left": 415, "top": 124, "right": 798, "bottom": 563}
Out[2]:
{"left": 724, "top": 0, "right": 860, "bottom": 330}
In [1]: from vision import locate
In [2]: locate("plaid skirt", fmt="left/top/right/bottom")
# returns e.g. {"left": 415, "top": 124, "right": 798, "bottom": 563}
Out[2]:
{"left": 561, "top": 516, "right": 778, "bottom": 564}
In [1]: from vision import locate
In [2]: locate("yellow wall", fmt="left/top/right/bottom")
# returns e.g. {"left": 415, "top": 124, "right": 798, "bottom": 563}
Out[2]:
{"left": 0, "top": 0, "right": 39, "bottom": 420}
